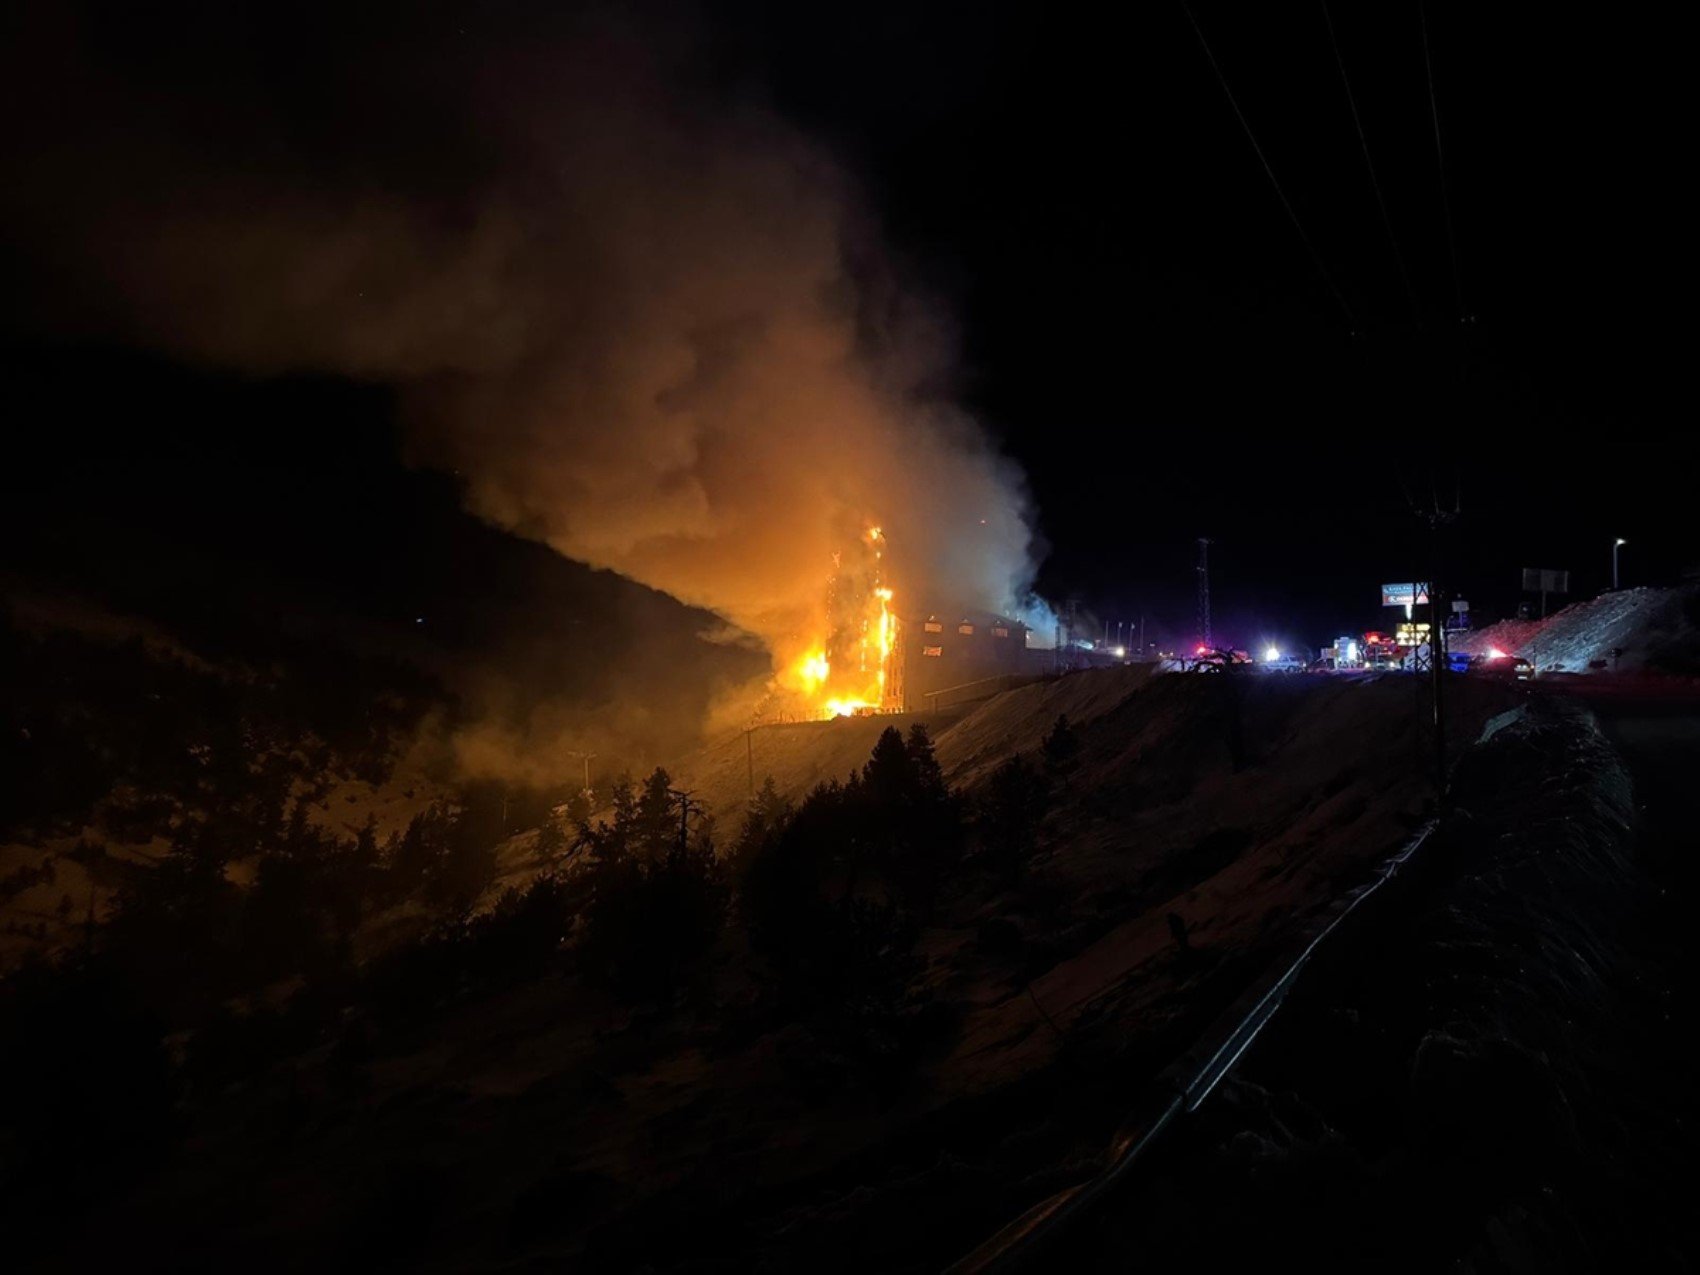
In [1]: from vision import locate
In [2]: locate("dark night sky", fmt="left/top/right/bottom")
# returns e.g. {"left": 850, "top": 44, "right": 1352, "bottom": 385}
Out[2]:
{"left": 3, "top": 1, "right": 1689, "bottom": 656}
{"left": 718, "top": 1, "right": 1688, "bottom": 644}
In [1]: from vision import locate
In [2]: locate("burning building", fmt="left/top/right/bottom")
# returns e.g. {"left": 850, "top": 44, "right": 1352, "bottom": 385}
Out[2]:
{"left": 772, "top": 526, "right": 1039, "bottom": 721}
{"left": 902, "top": 610, "right": 1029, "bottom": 710}
{"left": 780, "top": 526, "right": 904, "bottom": 719}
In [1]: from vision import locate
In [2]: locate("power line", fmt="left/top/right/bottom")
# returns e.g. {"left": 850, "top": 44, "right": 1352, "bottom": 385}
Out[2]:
{"left": 1321, "top": 0, "right": 1422, "bottom": 327}
{"left": 1418, "top": 0, "right": 1466, "bottom": 324}
{"left": 1182, "top": 0, "right": 1359, "bottom": 334}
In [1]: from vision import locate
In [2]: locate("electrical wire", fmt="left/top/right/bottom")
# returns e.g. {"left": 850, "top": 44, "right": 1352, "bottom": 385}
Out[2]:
{"left": 1418, "top": 0, "right": 1466, "bottom": 323}
{"left": 1182, "top": 0, "right": 1359, "bottom": 334}
{"left": 1321, "top": 0, "right": 1422, "bottom": 328}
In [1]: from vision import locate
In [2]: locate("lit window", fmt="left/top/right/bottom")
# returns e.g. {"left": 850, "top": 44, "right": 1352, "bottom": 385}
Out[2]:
{"left": 922, "top": 645, "right": 942, "bottom": 657}
{"left": 958, "top": 624, "right": 975, "bottom": 635}
{"left": 992, "top": 626, "right": 1009, "bottom": 637}
{"left": 923, "top": 621, "right": 943, "bottom": 633}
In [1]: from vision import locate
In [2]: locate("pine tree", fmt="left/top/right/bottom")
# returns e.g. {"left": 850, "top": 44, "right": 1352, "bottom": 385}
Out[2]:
{"left": 535, "top": 818, "right": 567, "bottom": 858}
{"left": 1042, "top": 714, "right": 1081, "bottom": 785}
{"left": 861, "top": 728, "right": 914, "bottom": 807}
{"left": 729, "top": 777, "right": 792, "bottom": 880}
{"left": 636, "top": 768, "right": 676, "bottom": 862}
{"left": 609, "top": 775, "right": 637, "bottom": 834}
{"left": 982, "top": 754, "right": 1051, "bottom": 883}
{"left": 564, "top": 787, "right": 593, "bottom": 826}
{"left": 355, "top": 815, "right": 378, "bottom": 860}
{"left": 905, "top": 722, "right": 946, "bottom": 799}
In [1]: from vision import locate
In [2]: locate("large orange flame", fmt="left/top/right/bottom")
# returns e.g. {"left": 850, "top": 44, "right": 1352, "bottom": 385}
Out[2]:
{"left": 783, "top": 526, "right": 902, "bottom": 719}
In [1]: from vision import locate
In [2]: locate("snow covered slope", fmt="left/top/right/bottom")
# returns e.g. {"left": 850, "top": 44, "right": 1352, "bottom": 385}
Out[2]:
{"left": 1451, "top": 584, "right": 1699, "bottom": 673}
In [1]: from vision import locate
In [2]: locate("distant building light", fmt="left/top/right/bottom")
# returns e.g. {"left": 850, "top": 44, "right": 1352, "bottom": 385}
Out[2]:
{"left": 923, "top": 621, "right": 943, "bottom": 633}
{"left": 922, "top": 645, "right": 943, "bottom": 657}
{"left": 958, "top": 624, "right": 975, "bottom": 635}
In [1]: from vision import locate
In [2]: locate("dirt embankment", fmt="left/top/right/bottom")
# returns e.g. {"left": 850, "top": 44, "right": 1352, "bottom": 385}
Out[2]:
{"left": 1453, "top": 583, "right": 1700, "bottom": 674}
{"left": 1056, "top": 696, "right": 1695, "bottom": 1272}
{"left": 35, "top": 667, "right": 1519, "bottom": 1273}
{"left": 671, "top": 662, "right": 1162, "bottom": 829}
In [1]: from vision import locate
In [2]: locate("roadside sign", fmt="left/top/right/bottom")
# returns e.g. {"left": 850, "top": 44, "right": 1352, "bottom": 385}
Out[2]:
{"left": 1381, "top": 582, "right": 1430, "bottom": 607}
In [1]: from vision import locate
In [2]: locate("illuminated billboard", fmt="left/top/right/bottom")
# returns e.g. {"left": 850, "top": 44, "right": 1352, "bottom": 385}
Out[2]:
{"left": 1381, "top": 583, "right": 1430, "bottom": 607}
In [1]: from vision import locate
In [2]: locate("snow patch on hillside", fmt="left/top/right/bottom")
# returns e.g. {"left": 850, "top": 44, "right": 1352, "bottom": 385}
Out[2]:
{"left": 1452, "top": 585, "right": 1699, "bottom": 673}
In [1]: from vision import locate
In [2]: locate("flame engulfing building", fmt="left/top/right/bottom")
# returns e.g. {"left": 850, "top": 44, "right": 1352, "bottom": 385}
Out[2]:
{"left": 781, "top": 526, "right": 1037, "bottom": 720}
{"left": 902, "top": 610, "right": 1029, "bottom": 710}
{"left": 783, "top": 526, "right": 903, "bottom": 718}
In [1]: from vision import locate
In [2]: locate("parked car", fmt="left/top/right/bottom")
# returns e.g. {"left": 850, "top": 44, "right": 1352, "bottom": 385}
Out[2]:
{"left": 1473, "top": 650, "right": 1534, "bottom": 680}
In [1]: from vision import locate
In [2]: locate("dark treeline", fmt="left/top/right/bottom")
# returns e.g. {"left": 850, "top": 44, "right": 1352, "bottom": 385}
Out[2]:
{"left": 0, "top": 702, "right": 1081, "bottom": 1244}
{"left": 1, "top": 610, "right": 428, "bottom": 841}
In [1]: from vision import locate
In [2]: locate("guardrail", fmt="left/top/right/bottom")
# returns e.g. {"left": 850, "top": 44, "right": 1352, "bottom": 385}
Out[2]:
{"left": 947, "top": 817, "right": 1441, "bottom": 1273}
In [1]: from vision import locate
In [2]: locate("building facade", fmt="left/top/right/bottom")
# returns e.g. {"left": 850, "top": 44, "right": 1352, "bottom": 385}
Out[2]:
{"left": 902, "top": 611, "right": 1029, "bottom": 710}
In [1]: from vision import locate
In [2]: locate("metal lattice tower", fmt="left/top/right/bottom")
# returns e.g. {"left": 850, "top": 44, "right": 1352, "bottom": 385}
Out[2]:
{"left": 1196, "top": 537, "right": 1212, "bottom": 650}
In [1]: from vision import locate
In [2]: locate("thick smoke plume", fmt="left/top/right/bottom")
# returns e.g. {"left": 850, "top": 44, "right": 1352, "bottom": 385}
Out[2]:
{"left": 3, "top": 4, "right": 1052, "bottom": 736}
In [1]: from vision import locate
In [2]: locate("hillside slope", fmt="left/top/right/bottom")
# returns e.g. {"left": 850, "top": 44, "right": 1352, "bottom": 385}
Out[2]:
{"left": 676, "top": 662, "right": 1161, "bottom": 828}
{"left": 1452, "top": 584, "right": 1699, "bottom": 673}
{"left": 44, "top": 669, "right": 1517, "bottom": 1272}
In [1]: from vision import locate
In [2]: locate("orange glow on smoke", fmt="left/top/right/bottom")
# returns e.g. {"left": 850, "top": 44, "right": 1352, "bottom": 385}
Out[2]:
{"left": 783, "top": 527, "right": 901, "bottom": 719}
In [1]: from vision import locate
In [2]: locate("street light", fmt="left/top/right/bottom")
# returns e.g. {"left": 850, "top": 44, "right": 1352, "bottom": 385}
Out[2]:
{"left": 1613, "top": 538, "right": 1627, "bottom": 591}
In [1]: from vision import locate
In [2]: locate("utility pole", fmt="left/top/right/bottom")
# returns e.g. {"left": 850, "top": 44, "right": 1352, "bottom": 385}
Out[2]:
{"left": 1613, "top": 538, "right": 1626, "bottom": 591}
{"left": 565, "top": 751, "right": 597, "bottom": 803}
{"left": 1428, "top": 572, "right": 1447, "bottom": 786}
{"left": 1419, "top": 504, "right": 1458, "bottom": 795}
{"left": 1196, "top": 538, "right": 1213, "bottom": 650}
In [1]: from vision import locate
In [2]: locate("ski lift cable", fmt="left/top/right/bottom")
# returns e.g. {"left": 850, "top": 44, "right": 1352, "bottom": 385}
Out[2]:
{"left": 1418, "top": 0, "right": 1466, "bottom": 323}
{"left": 1321, "top": 0, "right": 1423, "bottom": 328}
{"left": 1181, "top": 0, "right": 1360, "bottom": 335}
